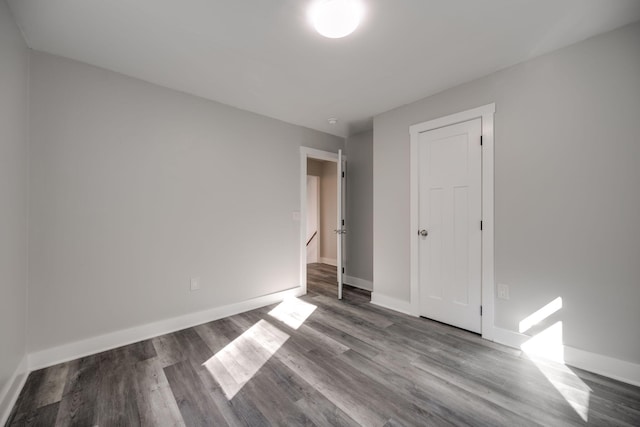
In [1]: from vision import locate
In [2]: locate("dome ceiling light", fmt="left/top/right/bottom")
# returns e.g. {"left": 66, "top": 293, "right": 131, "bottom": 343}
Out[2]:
{"left": 310, "top": 0, "right": 363, "bottom": 39}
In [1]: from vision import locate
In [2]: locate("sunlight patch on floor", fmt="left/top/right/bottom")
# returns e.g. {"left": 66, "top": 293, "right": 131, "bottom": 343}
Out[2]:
{"left": 202, "top": 319, "right": 289, "bottom": 399}
{"left": 520, "top": 302, "right": 592, "bottom": 422}
{"left": 525, "top": 351, "right": 592, "bottom": 422}
{"left": 268, "top": 296, "right": 317, "bottom": 329}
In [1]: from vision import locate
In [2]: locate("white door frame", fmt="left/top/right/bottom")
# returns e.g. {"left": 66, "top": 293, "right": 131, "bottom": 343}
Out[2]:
{"left": 409, "top": 103, "right": 496, "bottom": 341}
{"left": 337, "top": 149, "right": 346, "bottom": 299}
{"left": 299, "top": 147, "right": 339, "bottom": 295}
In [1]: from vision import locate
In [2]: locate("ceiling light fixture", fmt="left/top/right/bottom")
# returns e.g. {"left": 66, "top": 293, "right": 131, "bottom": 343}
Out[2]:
{"left": 328, "top": 118, "right": 338, "bottom": 125}
{"left": 310, "top": 0, "right": 363, "bottom": 39}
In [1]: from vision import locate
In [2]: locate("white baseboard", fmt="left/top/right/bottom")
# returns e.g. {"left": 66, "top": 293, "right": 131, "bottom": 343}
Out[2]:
{"left": 491, "top": 326, "right": 640, "bottom": 387}
{"left": 491, "top": 326, "right": 529, "bottom": 348}
{"left": 344, "top": 275, "right": 373, "bottom": 291}
{"left": 564, "top": 346, "right": 640, "bottom": 387}
{"left": 0, "top": 355, "right": 28, "bottom": 426}
{"left": 320, "top": 258, "right": 337, "bottom": 266}
{"left": 28, "top": 287, "right": 304, "bottom": 371}
{"left": 370, "top": 292, "right": 414, "bottom": 316}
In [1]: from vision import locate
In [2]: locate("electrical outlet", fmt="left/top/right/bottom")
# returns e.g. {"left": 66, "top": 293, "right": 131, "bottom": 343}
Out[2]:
{"left": 497, "top": 283, "right": 509, "bottom": 300}
{"left": 190, "top": 277, "right": 201, "bottom": 291}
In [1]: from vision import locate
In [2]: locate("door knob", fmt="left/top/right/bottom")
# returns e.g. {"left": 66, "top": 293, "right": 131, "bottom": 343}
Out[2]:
{"left": 419, "top": 229, "right": 428, "bottom": 237}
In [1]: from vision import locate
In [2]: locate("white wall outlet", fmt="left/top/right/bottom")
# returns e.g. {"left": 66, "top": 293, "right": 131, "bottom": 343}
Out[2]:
{"left": 497, "top": 283, "right": 510, "bottom": 300}
{"left": 190, "top": 277, "right": 201, "bottom": 291}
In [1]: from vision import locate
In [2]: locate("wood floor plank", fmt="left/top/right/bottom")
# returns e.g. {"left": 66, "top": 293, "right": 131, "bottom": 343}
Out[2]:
{"left": 307, "top": 349, "right": 437, "bottom": 427}
{"left": 6, "top": 369, "right": 46, "bottom": 424}
{"left": 164, "top": 361, "right": 228, "bottom": 427}
{"left": 152, "top": 333, "right": 186, "bottom": 368}
{"left": 311, "top": 293, "right": 394, "bottom": 328}
{"left": 223, "top": 394, "right": 271, "bottom": 427}
{"left": 225, "top": 320, "right": 389, "bottom": 425}
{"left": 407, "top": 352, "right": 584, "bottom": 426}
{"left": 235, "top": 308, "right": 349, "bottom": 357}
{"left": 192, "top": 366, "right": 256, "bottom": 427}
{"left": 303, "top": 317, "right": 382, "bottom": 359}
{"left": 54, "top": 356, "right": 100, "bottom": 426}
{"left": 152, "top": 327, "right": 212, "bottom": 369}
{"left": 246, "top": 305, "right": 352, "bottom": 356}
{"left": 194, "top": 328, "right": 273, "bottom": 427}
{"left": 132, "top": 358, "right": 185, "bottom": 427}
{"left": 351, "top": 348, "right": 540, "bottom": 427}
{"left": 193, "top": 320, "right": 234, "bottom": 354}
{"left": 95, "top": 365, "right": 141, "bottom": 427}
{"left": 175, "top": 328, "right": 216, "bottom": 366}
{"left": 294, "top": 389, "right": 361, "bottom": 427}
{"left": 304, "top": 307, "right": 388, "bottom": 351}
{"left": 9, "top": 402, "right": 60, "bottom": 427}
{"left": 237, "top": 365, "right": 313, "bottom": 426}
{"left": 32, "top": 363, "right": 69, "bottom": 409}
{"left": 7, "top": 263, "right": 640, "bottom": 427}
{"left": 96, "top": 340, "right": 157, "bottom": 372}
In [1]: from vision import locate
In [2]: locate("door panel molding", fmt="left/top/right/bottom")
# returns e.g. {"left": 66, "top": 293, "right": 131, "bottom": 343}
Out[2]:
{"left": 409, "top": 103, "right": 495, "bottom": 341}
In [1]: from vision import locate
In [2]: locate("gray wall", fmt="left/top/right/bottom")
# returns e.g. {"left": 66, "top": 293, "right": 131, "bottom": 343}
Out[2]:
{"left": 0, "top": 0, "right": 29, "bottom": 411}
{"left": 346, "top": 130, "right": 373, "bottom": 282}
{"left": 28, "top": 51, "right": 343, "bottom": 352}
{"left": 373, "top": 23, "right": 640, "bottom": 364}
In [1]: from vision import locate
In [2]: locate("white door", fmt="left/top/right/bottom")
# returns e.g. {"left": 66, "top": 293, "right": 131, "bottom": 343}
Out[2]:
{"left": 336, "top": 149, "right": 346, "bottom": 299}
{"left": 418, "top": 118, "right": 482, "bottom": 333}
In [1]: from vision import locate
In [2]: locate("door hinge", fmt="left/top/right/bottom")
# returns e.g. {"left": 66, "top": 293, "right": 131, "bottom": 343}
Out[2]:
{"left": 480, "top": 135, "right": 483, "bottom": 146}
{"left": 342, "top": 171, "right": 345, "bottom": 178}
{"left": 480, "top": 220, "right": 483, "bottom": 231}
{"left": 480, "top": 305, "right": 483, "bottom": 316}
{"left": 342, "top": 219, "right": 345, "bottom": 226}
{"left": 342, "top": 267, "right": 345, "bottom": 274}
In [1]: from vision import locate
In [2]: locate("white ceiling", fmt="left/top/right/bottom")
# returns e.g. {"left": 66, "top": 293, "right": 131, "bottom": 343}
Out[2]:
{"left": 8, "top": 0, "right": 640, "bottom": 137}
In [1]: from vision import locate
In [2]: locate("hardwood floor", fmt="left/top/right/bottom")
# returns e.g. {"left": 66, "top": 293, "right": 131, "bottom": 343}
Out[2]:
{"left": 7, "top": 263, "right": 640, "bottom": 426}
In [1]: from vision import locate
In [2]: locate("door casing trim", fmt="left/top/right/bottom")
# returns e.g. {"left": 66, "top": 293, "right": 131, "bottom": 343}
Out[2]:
{"left": 409, "top": 103, "right": 496, "bottom": 341}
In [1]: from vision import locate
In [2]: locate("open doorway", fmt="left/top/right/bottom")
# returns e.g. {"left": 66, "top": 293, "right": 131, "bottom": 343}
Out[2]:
{"left": 306, "top": 159, "right": 339, "bottom": 298}
{"left": 299, "top": 147, "right": 345, "bottom": 299}
{"left": 306, "top": 159, "right": 337, "bottom": 267}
